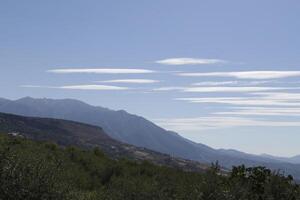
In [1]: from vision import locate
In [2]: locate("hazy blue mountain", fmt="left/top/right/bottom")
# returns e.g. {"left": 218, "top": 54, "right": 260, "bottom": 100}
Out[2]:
{"left": 217, "top": 149, "right": 287, "bottom": 164}
{"left": 290, "top": 155, "right": 300, "bottom": 164}
{"left": 1, "top": 97, "right": 300, "bottom": 179}
{"left": 0, "top": 97, "right": 218, "bottom": 162}
{"left": 261, "top": 154, "right": 300, "bottom": 164}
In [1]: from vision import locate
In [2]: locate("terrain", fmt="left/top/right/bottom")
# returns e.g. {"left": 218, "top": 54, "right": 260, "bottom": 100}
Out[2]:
{"left": 0, "top": 97, "right": 300, "bottom": 179}
{"left": 1, "top": 133, "right": 299, "bottom": 200}
{"left": 261, "top": 154, "right": 300, "bottom": 165}
{"left": 0, "top": 112, "right": 208, "bottom": 172}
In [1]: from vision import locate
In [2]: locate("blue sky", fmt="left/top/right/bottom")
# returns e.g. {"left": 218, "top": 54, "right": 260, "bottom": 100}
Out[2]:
{"left": 1, "top": 0, "right": 300, "bottom": 157}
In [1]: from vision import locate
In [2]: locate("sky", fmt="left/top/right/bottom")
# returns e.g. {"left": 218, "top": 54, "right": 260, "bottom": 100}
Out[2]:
{"left": 1, "top": 0, "right": 300, "bottom": 157}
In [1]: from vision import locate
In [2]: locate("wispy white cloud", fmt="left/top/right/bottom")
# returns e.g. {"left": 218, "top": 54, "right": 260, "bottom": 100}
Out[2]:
{"left": 191, "top": 80, "right": 272, "bottom": 86}
{"left": 176, "top": 91, "right": 300, "bottom": 106}
{"left": 156, "top": 58, "right": 226, "bottom": 65}
{"left": 59, "top": 85, "right": 129, "bottom": 90}
{"left": 176, "top": 97, "right": 300, "bottom": 106}
{"left": 215, "top": 107, "right": 300, "bottom": 117}
{"left": 152, "top": 86, "right": 299, "bottom": 93}
{"left": 152, "top": 87, "right": 185, "bottom": 91}
{"left": 99, "top": 79, "right": 160, "bottom": 84}
{"left": 192, "top": 81, "right": 239, "bottom": 86}
{"left": 48, "top": 68, "right": 155, "bottom": 74}
{"left": 154, "top": 117, "right": 300, "bottom": 132}
{"left": 182, "top": 86, "right": 292, "bottom": 93}
{"left": 21, "top": 84, "right": 129, "bottom": 91}
{"left": 253, "top": 92, "right": 300, "bottom": 100}
{"left": 178, "top": 71, "right": 300, "bottom": 79}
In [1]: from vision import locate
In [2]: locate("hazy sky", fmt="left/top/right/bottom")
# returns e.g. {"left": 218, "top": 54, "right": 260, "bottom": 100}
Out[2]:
{"left": 1, "top": 0, "right": 300, "bottom": 157}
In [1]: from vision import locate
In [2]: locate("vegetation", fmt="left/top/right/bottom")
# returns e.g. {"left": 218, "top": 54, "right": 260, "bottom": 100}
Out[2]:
{"left": 0, "top": 134, "right": 299, "bottom": 200}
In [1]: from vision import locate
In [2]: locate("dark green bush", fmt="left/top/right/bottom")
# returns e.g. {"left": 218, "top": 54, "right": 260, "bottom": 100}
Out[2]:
{"left": 0, "top": 134, "right": 299, "bottom": 200}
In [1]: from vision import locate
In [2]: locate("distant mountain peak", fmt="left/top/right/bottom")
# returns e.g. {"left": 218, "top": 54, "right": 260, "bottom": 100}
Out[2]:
{"left": 15, "top": 96, "right": 34, "bottom": 102}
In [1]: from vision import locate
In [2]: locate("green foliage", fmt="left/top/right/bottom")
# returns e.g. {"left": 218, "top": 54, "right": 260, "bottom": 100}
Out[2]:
{"left": 0, "top": 134, "right": 299, "bottom": 200}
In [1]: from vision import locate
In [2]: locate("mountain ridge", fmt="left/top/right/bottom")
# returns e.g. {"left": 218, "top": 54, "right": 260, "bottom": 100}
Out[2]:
{"left": 0, "top": 112, "right": 209, "bottom": 172}
{"left": 1, "top": 97, "right": 300, "bottom": 179}
{"left": 261, "top": 153, "right": 300, "bottom": 164}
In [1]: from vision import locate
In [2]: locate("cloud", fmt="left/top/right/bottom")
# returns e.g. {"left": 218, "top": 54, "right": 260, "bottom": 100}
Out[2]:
{"left": 152, "top": 87, "right": 185, "bottom": 91}
{"left": 253, "top": 92, "right": 300, "bottom": 99}
{"left": 21, "top": 84, "right": 129, "bottom": 91}
{"left": 155, "top": 91, "right": 300, "bottom": 131}
{"left": 215, "top": 107, "right": 300, "bottom": 117}
{"left": 182, "top": 86, "right": 292, "bottom": 93}
{"left": 154, "top": 117, "right": 300, "bottom": 132}
{"left": 191, "top": 80, "right": 272, "bottom": 86}
{"left": 178, "top": 71, "right": 300, "bottom": 79}
{"left": 99, "top": 79, "right": 160, "bottom": 84}
{"left": 175, "top": 91, "right": 300, "bottom": 106}
{"left": 192, "top": 81, "right": 239, "bottom": 86}
{"left": 156, "top": 58, "right": 226, "bottom": 65}
{"left": 48, "top": 68, "right": 155, "bottom": 74}
{"left": 176, "top": 97, "right": 300, "bottom": 106}
{"left": 152, "top": 86, "right": 299, "bottom": 93}
{"left": 59, "top": 85, "right": 129, "bottom": 90}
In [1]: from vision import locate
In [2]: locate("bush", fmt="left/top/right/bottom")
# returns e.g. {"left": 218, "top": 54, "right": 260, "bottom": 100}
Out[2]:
{"left": 0, "top": 134, "right": 299, "bottom": 200}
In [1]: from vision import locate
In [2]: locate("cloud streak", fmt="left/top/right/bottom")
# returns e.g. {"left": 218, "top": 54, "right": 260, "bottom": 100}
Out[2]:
{"left": 22, "top": 84, "right": 129, "bottom": 91}
{"left": 153, "top": 86, "right": 299, "bottom": 93}
{"left": 99, "top": 79, "right": 160, "bottom": 84}
{"left": 191, "top": 80, "right": 273, "bottom": 86}
{"left": 176, "top": 91, "right": 300, "bottom": 106}
{"left": 182, "top": 86, "right": 294, "bottom": 93}
{"left": 152, "top": 87, "right": 185, "bottom": 91}
{"left": 178, "top": 71, "right": 300, "bottom": 79}
{"left": 154, "top": 117, "right": 300, "bottom": 132}
{"left": 156, "top": 58, "right": 226, "bottom": 65}
{"left": 215, "top": 107, "right": 300, "bottom": 117}
{"left": 176, "top": 97, "right": 300, "bottom": 106}
{"left": 48, "top": 68, "right": 155, "bottom": 74}
{"left": 192, "top": 81, "right": 239, "bottom": 86}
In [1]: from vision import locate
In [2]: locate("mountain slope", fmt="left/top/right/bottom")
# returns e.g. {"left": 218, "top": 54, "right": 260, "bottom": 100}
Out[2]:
{"left": 1, "top": 97, "right": 300, "bottom": 179}
{"left": 261, "top": 154, "right": 300, "bottom": 165}
{"left": 0, "top": 112, "right": 208, "bottom": 172}
{"left": 290, "top": 155, "right": 300, "bottom": 164}
{"left": 0, "top": 97, "right": 217, "bottom": 162}
{"left": 1, "top": 134, "right": 299, "bottom": 200}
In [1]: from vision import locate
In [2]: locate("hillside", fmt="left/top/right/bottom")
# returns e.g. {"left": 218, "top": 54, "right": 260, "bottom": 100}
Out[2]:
{"left": 1, "top": 97, "right": 300, "bottom": 179}
{"left": 261, "top": 154, "right": 300, "bottom": 165}
{"left": 1, "top": 134, "right": 299, "bottom": 200}
{"left": 0, "top": 97, "right": 212, "bottom": 162}
{"left": 0, "top": 112, "right": 208, "bottom": 172}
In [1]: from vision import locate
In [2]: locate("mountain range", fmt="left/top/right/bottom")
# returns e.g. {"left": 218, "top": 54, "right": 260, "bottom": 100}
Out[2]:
{"left": 0, "top": 112, "right": 208, "bottom": 172}
{"left": 0, "top": 97, "right": 300, "bottom": 179}
{"left": 261, "top": 154, "right": 300, "bottom": 165}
